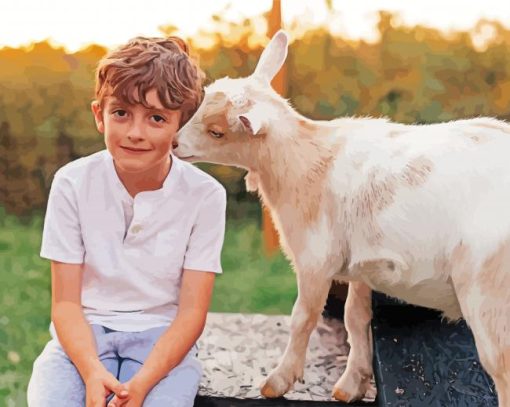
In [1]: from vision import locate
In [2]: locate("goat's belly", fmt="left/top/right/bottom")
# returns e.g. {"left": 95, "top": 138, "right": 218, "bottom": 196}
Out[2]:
{"left": 359, "top": 265, "right": 463, "bottom": 320}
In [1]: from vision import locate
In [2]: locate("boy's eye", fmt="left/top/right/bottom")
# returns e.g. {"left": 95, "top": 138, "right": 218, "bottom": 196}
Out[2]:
{"left": 152, "top": 115, "right": 166, "bottom": 123}
{"left": 113, "top": 110, "right": 127, "bottom": 117}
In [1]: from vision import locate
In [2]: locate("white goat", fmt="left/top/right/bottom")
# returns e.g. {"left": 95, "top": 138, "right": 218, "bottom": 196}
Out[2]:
{"left": 174, "top": 31, "right": 510, "bottom": 405}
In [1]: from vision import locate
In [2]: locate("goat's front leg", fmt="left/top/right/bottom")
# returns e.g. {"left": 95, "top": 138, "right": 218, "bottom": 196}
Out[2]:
{"left": 261, "top": 271, "right": 333, "bottom": 398}
{"left": 333, "top": 281, "right": 375, "bottom": 402}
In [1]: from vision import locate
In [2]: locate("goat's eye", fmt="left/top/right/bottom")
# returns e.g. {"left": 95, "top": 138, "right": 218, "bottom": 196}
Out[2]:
{"left": 208, "top": 129, "right": 225, "bottom": 139}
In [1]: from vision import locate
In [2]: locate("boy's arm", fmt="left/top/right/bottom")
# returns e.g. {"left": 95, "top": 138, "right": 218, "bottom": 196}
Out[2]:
{"left": 51, "top": 260, "right": 103, "bottom": 379}
{"left": 131, "top": 268, "right": 216, "bottom": 392}
{"left": 51, "top": 261, "right": 127, "bottom": 397}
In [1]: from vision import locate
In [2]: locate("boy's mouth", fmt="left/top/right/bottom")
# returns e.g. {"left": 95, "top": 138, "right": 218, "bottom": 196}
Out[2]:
{"left": 121, "top": 146, "right": 151, "bottom": 153}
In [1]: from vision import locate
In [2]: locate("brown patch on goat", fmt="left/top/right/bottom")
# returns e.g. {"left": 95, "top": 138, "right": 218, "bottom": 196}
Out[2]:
{"left": 300, "top": 138, "right": 345, "bottom": 226}
{"left": 504, "top": 347, "right": 510, "bottom": 372}
{"left": 354, "top": 158, "right": 431, "bottom": 244}
{"left": 471, "top": 121, "right": 510, "bottom": 135}
{"left": 448, "top": 239, "right": 510, "bottom": 382}
{"left": 358, "top": 157, "right": 433, "bottom": 211}
{"left": 298, "top": 119, "right": 318, "bottom": 133}
{"left": 355, "top": 171, "right": 398, "bottom": 219}
{"left": 477, "top": 239, "right": 510, "bottom": 374}
{"left": 356, "top": 259, "right": 396, "bottom": 273}
{"left": 401, "top": 156, "right": 433, "bottom": 187}
{"left": 202, "top": 92, "right": 229, "bottom": 117}
{"left": 256, "top": 121, "right": 346, "bottom": 229}
{"left": 480, "top": 238, "right": 510, "bottom": 293}
{"left": 450, "top": 241, "right": 472, "bottom": 297}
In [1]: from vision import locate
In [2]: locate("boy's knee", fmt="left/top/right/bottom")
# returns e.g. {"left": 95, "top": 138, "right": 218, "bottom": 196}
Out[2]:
{"left": 27, "top": 349, "right": 85, "bottom": 406}
{"left": 143, "top": 362, "right": 202, "bottom": 407}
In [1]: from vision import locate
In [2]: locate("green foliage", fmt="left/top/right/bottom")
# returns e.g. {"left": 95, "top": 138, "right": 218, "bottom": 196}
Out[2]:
{"left": 212, "top": 219, "right": 296, "bottom": 314}
{"left": 0, "top": 209, "right": 50, "bottom": 406}
{"left": 2, "top": 12, "right": 510, "bottom": 216}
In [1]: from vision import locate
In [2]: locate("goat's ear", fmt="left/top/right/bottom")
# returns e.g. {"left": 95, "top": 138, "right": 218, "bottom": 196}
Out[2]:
{"left": 238, "top": 107, "right": 265, "bottom": 136}
{"left": 253, "top": 30, "right": 289, "bottom": 84}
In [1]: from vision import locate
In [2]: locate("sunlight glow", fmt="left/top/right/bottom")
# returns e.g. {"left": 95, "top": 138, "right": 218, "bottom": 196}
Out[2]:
{"left": 1, "top": 0, "right": 510, "bottom": 52}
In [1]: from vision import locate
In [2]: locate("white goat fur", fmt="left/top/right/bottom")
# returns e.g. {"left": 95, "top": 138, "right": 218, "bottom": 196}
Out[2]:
{"left": 175, "top": 31, "right": 510, "bottom": 405}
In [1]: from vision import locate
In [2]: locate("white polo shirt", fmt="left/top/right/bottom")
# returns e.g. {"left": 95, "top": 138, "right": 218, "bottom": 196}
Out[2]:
{"left": 40, "top": 149, "right": 226, "bottom": 332}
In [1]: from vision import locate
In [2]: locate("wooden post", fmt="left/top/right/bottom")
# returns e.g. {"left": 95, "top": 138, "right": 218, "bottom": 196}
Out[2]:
{"left": 263, "top": 0, "right": 286, "bottom": 256}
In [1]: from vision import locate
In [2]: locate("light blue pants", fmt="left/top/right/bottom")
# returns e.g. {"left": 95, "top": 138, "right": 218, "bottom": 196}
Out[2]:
{"left": 27, "top": 324, "right": 202, "bottom": 407}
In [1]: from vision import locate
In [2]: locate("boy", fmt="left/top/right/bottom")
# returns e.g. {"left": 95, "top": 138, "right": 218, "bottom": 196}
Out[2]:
{"left": 27, "top": 36, "right": 226, "bottom": 407}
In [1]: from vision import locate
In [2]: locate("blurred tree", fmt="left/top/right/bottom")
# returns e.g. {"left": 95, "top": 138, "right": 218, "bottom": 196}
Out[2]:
{"left": 1, "top": 11, "right": 510, "bottom": 215}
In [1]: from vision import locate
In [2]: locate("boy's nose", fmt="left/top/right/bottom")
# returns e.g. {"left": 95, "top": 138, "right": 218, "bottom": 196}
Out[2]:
{"left": 126, "top": 119, "right": 146, "bottom": 141}
{"left": 127, "top": 130, "right": 145, "bottom": 142}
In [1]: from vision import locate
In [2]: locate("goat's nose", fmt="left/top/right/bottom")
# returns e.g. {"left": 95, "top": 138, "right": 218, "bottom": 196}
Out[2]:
{"left": 172, "top": 140, "right": 179, "bottom": 149}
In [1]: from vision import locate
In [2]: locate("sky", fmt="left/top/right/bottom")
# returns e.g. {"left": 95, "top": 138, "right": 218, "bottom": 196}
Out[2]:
{"left": 1, "top": 0, "right": 510, "bottom": 52}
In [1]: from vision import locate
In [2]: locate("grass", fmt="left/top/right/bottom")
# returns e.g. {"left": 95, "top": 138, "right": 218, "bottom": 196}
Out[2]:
{"left": 0, "top": 207, "right": 296, "bottom": 406}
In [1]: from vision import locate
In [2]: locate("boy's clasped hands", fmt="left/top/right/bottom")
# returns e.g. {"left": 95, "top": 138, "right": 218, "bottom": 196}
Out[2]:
{"left": 84, "top": 365, "right": 149, "bottom": 407}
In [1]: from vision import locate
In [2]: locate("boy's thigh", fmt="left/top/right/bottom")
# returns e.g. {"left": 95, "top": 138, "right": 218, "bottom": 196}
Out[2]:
{"left": 117, "top": 327, "right": 202, "bottom": 407}
{"left": 28, "top": 324, "right": 120, "bottom": 407}
{"left": 119, "top": 356, "right": 202, "bottom": 407}
{"left": 27, "top": 340, "right": 86, "bottom": 407}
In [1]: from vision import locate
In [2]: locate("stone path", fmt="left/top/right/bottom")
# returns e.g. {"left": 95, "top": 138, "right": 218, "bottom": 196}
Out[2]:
{"left": 197, "top": 312, "right": 376, "bottom": 402}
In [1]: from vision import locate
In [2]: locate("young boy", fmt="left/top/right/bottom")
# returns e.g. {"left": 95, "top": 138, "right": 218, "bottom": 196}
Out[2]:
{"left": 27, "top": 36, "right": 226, "bottom": 407}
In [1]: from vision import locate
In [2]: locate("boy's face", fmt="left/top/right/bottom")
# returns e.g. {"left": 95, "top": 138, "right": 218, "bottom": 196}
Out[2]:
{"left": 91, "top": 88, "right": 181, "bottom": 173}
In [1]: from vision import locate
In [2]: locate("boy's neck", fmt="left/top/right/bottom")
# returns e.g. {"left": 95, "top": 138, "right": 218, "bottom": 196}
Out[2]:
{"left": 114, "top": 156, "right": 172, "bottom": 198}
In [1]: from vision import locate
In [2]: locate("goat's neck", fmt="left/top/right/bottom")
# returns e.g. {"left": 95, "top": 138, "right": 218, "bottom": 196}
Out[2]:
{"left": 252, "top": 112, "right": 340, "bottom": 212}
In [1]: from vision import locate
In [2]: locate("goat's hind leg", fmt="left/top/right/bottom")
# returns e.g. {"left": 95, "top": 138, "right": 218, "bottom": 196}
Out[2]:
{"left": 452, "top": 246, "right": 510, "bottom": 407}
{"left": 260, "top": 271, "right": 333, "bottom": 398}
{"left": 333, "top": 281, "right": 375, "bottom": 402}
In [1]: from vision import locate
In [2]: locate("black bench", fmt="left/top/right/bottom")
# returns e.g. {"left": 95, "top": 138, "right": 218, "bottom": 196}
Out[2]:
{"left": 372, "top": 292, "right": 497, "bottom": 406}
{"left": 194, "top": 292, "right": 498, "bottom": 406}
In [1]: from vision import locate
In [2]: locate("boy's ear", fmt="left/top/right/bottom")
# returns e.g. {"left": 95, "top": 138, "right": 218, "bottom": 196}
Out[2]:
{"left": 91, "top": 101, "right": 104, "bottom": 133}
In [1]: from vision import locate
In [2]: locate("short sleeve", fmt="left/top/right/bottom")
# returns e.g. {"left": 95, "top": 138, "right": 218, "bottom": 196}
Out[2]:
{"left": 40, "top": 172, "right": 85, "bottom": 264}
{"left": 183, "top": 186, "right": 226, "bottom": 273}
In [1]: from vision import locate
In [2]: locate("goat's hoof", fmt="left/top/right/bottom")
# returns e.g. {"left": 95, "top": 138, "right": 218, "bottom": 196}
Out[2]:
{"left": 260, "top": 372, "right": 292, "bottom": 398}
{"left": 261, "top": 382, "right": 281, "bottom": 398}
{"left": 364, "top": 383, "right": 377, "bottom": 400}
{"left": 332, "top": 387, "right": 353, "bottom": 402}
{"left": 333, "top": 373, "right": 375, "bottom": 403}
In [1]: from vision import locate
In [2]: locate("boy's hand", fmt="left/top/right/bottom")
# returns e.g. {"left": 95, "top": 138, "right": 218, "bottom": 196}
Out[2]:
{"left": 85, "top": 368, "right": 129, "bottom": 407}
{"left": 106, "top": 378, "right": 149, "bottom": 407}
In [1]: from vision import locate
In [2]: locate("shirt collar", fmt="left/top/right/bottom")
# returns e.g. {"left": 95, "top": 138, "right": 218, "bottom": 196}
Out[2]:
{"left": 104, "top": 149, "right": 182, "bottom": 201}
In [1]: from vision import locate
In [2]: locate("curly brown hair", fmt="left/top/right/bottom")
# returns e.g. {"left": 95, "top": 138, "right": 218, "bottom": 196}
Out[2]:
{"left": 95, "top": 36, "right": 205, "bottom": 127}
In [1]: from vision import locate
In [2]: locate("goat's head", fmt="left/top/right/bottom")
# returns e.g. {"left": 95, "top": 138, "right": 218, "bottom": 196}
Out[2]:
{"left": 173, "top": 30, "right": 289, "bottom": 169}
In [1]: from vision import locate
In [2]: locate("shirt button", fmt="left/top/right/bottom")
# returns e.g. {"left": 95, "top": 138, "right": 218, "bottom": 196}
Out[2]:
{"left": 131, "top": 224, "right": 143, "bottom": 234}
